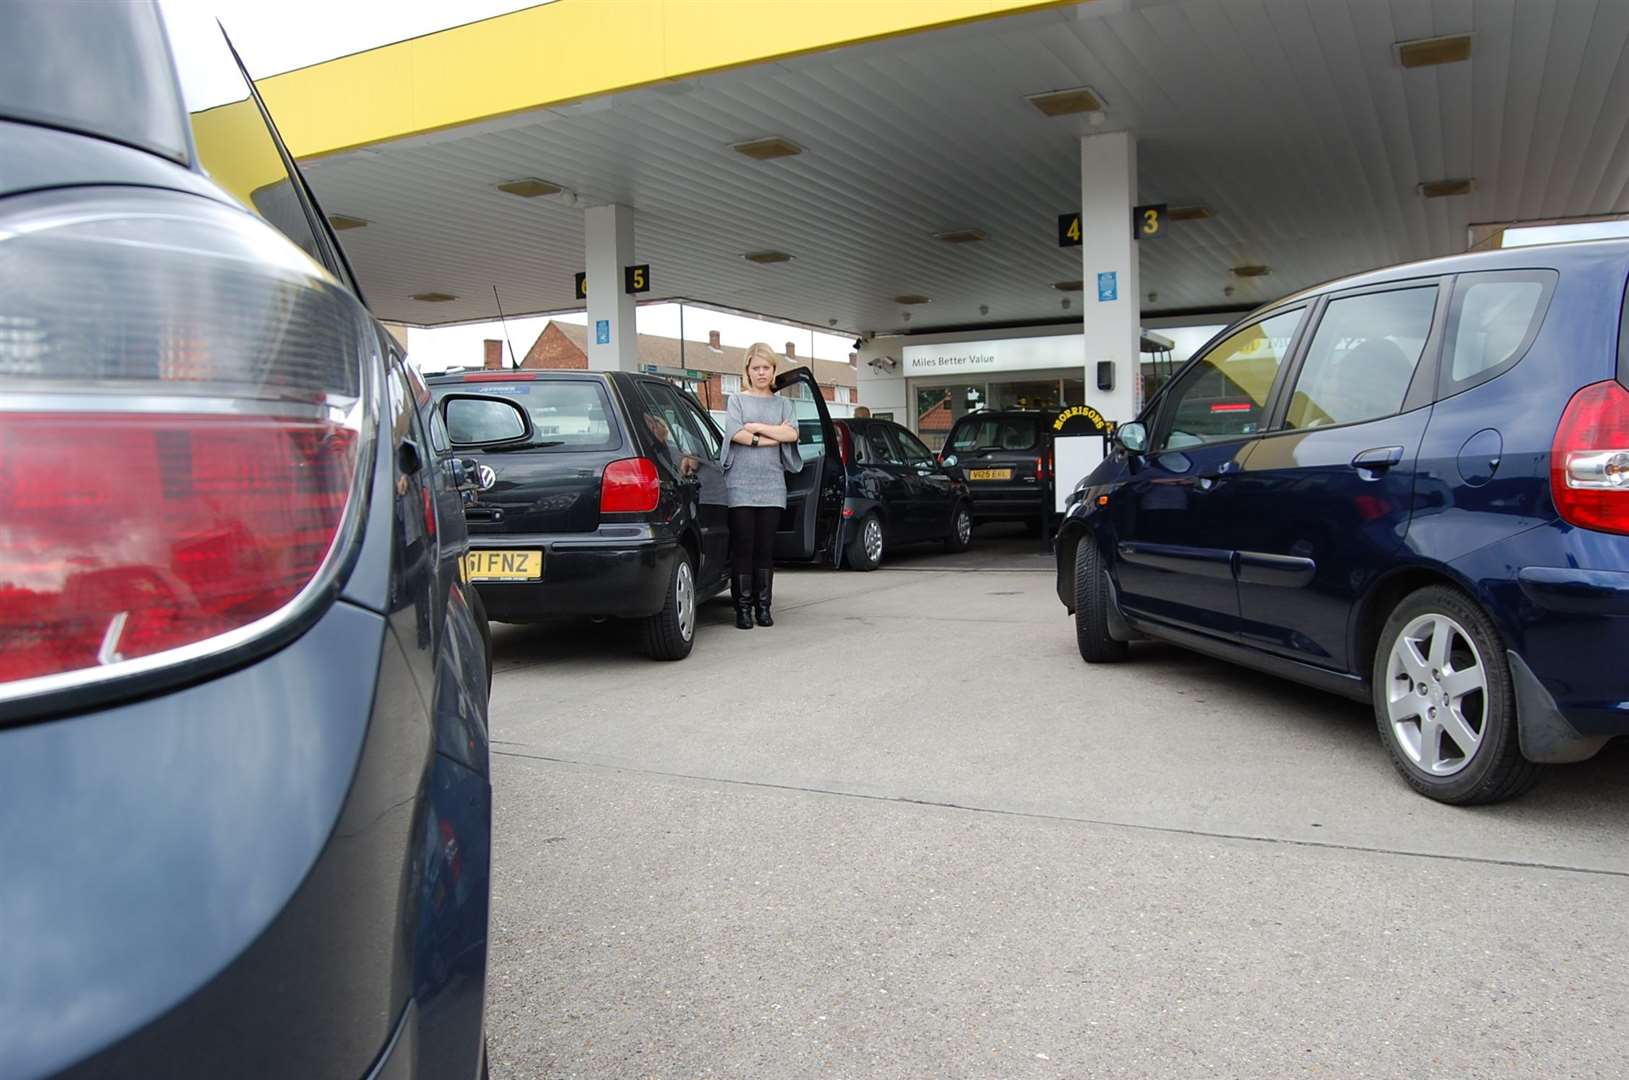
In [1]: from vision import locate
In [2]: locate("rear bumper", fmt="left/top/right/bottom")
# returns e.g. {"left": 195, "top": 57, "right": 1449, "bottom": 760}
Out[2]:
{"left": 967, "top": 484, "right": 1047, "bottom": 519}
{"left": 1, "top": 600, "right": 490, "bottom": 1080}
{"left": 470, "top": 530, "right": 679, "bottom": 622}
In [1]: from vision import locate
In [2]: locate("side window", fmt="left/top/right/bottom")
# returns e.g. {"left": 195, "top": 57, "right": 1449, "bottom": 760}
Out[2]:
{"left": 676, "top": 397, "right": 723, "bottom": 459}
{"left": 636, "top": 382, "right": 711, "bottom": 468}
{"left": 1442, "top": 270, "right": 1555, "bottom": 393}
{"left": 1284, "top": 287, "right": 1439, "bottom": 430}
{"left": 895, "top": 427, "right": 935, "bottom": 465}
{"left": 777, "top": 379, "right": 828, "bottom": 462}
{"left": 1156, "top": 309, "right": 1304, "bottom": 450}
{"left": 866, "top": 426, "right": 904, "bottom": 465}
{"left": 167, "top": 12, "right": 328, "bottom": 268}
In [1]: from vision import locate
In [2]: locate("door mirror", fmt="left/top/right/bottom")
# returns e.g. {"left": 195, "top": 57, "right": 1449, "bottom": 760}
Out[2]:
{"left": 443, "top": 394, "right": 532, "bottom": 447}
{"left": 1117, "top": 421, "right": 1148, "bottom": 454}
{"left": 941, "top": 454, "right": 959, "bottom": 468}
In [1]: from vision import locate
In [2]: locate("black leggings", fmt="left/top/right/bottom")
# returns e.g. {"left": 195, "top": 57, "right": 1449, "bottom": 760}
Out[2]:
{"left": 729, "top": 506, "right": 779, "bottom": 575}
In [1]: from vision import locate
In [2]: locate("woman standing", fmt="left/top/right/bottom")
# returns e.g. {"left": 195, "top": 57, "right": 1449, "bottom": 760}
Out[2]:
{"left": 721, "top": 342, "right": 803, "bottom": 629}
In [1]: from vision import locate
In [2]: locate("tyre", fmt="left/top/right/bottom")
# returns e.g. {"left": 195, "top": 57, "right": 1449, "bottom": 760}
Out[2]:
{"left": 1073, "top": 537, "right": 1127, "bottom": 663}
{"left": 1371, "top": 585, "right": 1540, "bottom": 804}
{"left": 846, "top": 513, "right": 884, "bottom": 571}
{"left": 944, "top": 502, "right": 973, "bottom": 552}
{"left": 641, "top": 552, "right": 696, "bottom": 661}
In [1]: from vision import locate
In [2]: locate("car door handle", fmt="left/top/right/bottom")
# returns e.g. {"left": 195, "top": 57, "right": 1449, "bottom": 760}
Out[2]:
{"left": 1196, "top": 460, "right": 1240, "bottom": 489}
{"left": 1351, "top": 446, "right": 1405, "bottom": 471}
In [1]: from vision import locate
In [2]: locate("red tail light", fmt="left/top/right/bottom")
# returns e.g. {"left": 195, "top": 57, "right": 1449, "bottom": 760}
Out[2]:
{"left": 0, "top": 190, "right": 371, "bottom": 703}
{"left": 0, "top": 414, "right": 357, "bottom": 684}
{"left": 837, "top": 424, "right": 854, "bottom": 466}
{"left": 1551, "top": 380, "right": 1629, "bottom": 535}
{"left": 601, "top": 458, "right": 661, "bottom": 513}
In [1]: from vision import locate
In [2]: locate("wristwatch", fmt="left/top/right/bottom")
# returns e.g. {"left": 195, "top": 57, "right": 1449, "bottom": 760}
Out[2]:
{"left": 751, "top": 433, "right": 761, "bottom": 446}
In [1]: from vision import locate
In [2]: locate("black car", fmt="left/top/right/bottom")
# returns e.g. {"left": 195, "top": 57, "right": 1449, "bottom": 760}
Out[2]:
{"left": 429, "top": 365, "right": 850, "bottom": 656}
{"left": 0, "top": 5, "right": 494, "bottom": 1078}
{"left": 834, "top": 419, "right": 973, "bottom": 569}
{"left": 939, "top": 409, "right": 1056, "bottom": 529}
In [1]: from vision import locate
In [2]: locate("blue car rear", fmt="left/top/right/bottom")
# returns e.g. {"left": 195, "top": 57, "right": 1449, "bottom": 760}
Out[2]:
{"left": 1058, "top": 239, "right": 1629, "bottom": 804}
{"left": 1, "top": 5, "right": 491, "bottom": 1076}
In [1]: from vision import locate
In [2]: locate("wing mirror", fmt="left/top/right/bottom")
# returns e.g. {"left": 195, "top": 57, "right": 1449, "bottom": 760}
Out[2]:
{"left": 941, "top": 453, "right": 959, "bottom": 468}
{"left": 1116, "top": 422, "right": 1148, "bottom": 454}
{"left": 442, "top": 394, "right": 532, "bottom": 448}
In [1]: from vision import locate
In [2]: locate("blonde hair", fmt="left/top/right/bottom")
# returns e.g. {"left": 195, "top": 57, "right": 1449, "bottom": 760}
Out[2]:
{"left": 742, "top": 342, "right": 779, "bottom": 385}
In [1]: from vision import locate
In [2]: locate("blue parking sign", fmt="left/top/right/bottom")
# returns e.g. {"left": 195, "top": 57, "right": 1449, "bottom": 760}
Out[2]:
{"left": 1097, "top": 271, "right": 1118, "bottom": 302}
{"left": 595, "top": 319, "right": 610, "bottom": 345}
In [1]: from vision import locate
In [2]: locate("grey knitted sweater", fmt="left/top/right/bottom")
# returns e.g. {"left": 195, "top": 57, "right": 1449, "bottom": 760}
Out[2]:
{"left": 720, "top": 392, "right": 803, "bottom": 508}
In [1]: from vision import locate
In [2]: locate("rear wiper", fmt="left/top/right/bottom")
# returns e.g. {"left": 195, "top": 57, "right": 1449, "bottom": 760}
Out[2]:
{"left": 483, "top": 440, "right": 565, "bottom": 451}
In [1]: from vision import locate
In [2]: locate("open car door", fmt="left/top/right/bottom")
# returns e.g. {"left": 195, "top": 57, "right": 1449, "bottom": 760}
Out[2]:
{"left": 772, "top": 367, "right": 845, "bottom": 565}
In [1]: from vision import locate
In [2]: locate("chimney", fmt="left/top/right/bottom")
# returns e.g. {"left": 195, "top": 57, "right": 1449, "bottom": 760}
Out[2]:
{"left": 708, "top": 330, "right": 721, "bottom": 350}
{"left": 785, "top": 341, "right": 796, "bottom": 359}
{"left": 483, "top": 339, "right": 504, "bottom": 369}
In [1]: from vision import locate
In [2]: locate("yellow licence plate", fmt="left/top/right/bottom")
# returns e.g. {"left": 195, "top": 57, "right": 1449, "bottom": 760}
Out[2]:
{"left": 464, "top": 549, "right": 542, "bottom": 581}
{"left": 968, "top": 468, "right": 1013, "bottom": 481}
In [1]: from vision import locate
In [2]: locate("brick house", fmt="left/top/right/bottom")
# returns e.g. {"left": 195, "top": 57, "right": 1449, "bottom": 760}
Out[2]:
{"left": 479, "top": 321, "right": 858, "bottom": 411}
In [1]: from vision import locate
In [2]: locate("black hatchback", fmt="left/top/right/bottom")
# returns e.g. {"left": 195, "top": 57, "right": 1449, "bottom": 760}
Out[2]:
{"left": 430, "top": 364, "right": 851, "bottom": 656}
{"left": 939, "top": 410, "right": 1056, "bottom": 529}
{"left": 834, "top": 419, "right": 973, "bottom": 569}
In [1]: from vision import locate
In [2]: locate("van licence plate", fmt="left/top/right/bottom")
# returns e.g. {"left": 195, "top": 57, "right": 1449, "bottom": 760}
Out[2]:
{"left": 968, "top": 468, "right": 1013, "bottom": 481}
{"left": 464, "top": 549, "right": 542, "bottom": 581}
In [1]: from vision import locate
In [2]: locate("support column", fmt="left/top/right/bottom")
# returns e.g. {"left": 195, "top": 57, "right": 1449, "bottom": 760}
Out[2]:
{"left": 584, "top": 204, "right": 638, "bottom": 371}
{"left": 1080, "top": 131, "right": 1139, "bottom": 423}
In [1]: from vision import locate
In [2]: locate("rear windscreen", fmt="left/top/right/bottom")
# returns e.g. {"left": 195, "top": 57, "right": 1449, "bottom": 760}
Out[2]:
{"left": 949, "top": 416, "right": 1039, "bottom": 452}
{"left": 435, "top": 381, "right": 619, "bottom": 451}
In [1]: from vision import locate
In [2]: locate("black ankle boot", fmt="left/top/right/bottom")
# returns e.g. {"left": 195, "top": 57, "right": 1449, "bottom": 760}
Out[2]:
{"left": 753, "top": 569, "right": 774, "bottom": 627}
{"left": 733, "top": 574, "right": 755, "bottom": 630}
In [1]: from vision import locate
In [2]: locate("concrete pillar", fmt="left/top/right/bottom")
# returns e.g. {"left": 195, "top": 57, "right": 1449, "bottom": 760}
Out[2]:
{"left": 584, "top": 204, "right": 638, "bottom": 371}
{"left": 1079, "top": 131, "right": 1140, "bottom": 423}
{"left": 855, "top": 339, "right": 908, "bottom": 425}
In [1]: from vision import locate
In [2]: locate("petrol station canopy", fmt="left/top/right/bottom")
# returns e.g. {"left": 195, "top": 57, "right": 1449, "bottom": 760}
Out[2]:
{"left": 254, "top": 0, "right": 1629, "bottom": 335}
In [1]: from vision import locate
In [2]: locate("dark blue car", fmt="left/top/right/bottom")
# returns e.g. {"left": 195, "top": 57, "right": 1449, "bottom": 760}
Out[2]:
{"left": 1057, "top": 239, "right": 1629, "bottom": 804}
{"left": 0, "top": 4, "right": 499, "bottom": 1076}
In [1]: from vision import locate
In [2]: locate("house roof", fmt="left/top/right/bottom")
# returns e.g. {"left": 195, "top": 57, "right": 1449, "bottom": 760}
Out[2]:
{"left": 550, "top": 321, "right": 855, "bottom": 387}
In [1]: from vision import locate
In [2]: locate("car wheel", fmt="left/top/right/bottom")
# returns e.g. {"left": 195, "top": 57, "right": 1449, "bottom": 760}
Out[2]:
{"left": 642, "top": 553, "right": 696, "bottom": 661}
{"left": 944, "top": 503, "right": 973, "bottom": 552}
{"left": 1371, "top": 585, "right": 1540, "bottom": 804}
{"left": 1073, "top": 537, "right": 1127, "bottom": 663}
{"left": 846, "top": 513, "right": 884, "bottom": 571}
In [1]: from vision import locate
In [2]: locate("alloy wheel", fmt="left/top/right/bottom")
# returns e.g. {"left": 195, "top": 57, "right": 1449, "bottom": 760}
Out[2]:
{"left": 865, "top": 518, "right": 884, "bottom": 563}
{"left": 676, "top": 560, "right": 695, "bottom": 641}
{"left": 1383, "top": 612, "right": 1488, "bottom": 776}
{"left": 955, "top": 508, "right": 972, "bottom": 545}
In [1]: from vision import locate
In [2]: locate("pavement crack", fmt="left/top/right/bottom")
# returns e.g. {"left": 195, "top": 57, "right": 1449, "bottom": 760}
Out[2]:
{"left": 490, "top": 747, "right": 1629, "bottom": 881}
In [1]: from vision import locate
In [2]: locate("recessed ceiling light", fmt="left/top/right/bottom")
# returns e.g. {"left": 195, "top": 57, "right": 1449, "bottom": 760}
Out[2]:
{"left": 497, "top": 177, "right": 563, "bottom": 198}
{"left": 327, "top": 214, "right": 369, "bottom": 230}
{"left": 1052, "top": 280, "right": 1084, "bottom": 291}
{"left": 1230, "top": 265, "right": 1272, "bottom": 278}
{"left": 1419, "top": 178, "right": 1476, "bottom": 198}
{"left": 412, "top": 292, "right": 458, "bottom": 302}
{"left": 743, "top": 250, "right": 793, "bottom": 264}
{"left": 732, "top": 137, "right": 803, "bottom": 161}
{"left": 892, "top": 295, "right": 931, "bottom": 305}
{"left": 1396, "top": 34, "right": 1472, "bottom": 68}
{"left": 934, "top": 229, "right": 987, "bottom": 244}
{"left": 1026, "top": 86, "right": 1106, "bottom": 117}
{"left": 1167, "top": 205, "right": 1214, "bottom": 222}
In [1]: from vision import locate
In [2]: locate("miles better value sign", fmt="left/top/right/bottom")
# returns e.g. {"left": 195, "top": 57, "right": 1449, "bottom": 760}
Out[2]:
{"left": 901, "top": 334, "right": 1088, "bottom": 377}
